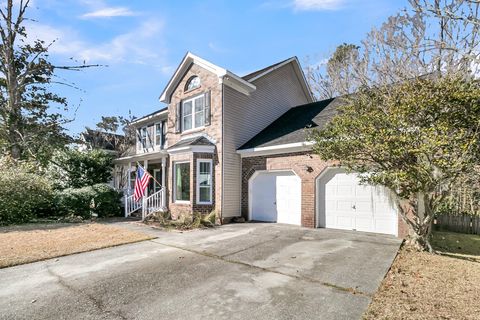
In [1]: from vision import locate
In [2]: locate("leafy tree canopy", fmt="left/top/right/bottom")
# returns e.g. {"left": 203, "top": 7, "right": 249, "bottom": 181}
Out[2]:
{"left": 309, "top": 76, "right": 480, "bottom": 250}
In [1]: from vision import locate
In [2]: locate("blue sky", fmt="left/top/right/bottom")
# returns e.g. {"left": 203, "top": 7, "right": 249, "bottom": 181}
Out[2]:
{"left": 27, "top": 0, "right": 408, "bottom": 135}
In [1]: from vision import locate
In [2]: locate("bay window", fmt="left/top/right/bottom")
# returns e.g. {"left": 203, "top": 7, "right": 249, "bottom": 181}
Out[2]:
{"left": 174, "top": 162, "right": 190, "bottom": 202}
{"left": 196, "top": 159, "right": 212, "bottom": 204}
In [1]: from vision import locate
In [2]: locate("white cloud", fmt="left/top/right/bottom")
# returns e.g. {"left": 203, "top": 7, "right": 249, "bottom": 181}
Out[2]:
{"left": 25, "top": 19, "right": 168, "bottom": 69}
{"left": 77, "top": 20, "right": 164, "bottom": 63}
{"left": 208, "top": 42, "right": 228, "bottom": 53}
{"left": 80, "top": 7, "right": 137, "bottom": 19}
{"left": 293, "top": 0, "right": 345, "bottom": 11}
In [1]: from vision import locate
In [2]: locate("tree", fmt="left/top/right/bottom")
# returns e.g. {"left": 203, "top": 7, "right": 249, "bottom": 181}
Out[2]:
{"left": 0, "top": 0, "right": 97, "bottom": 162}
{"left": 307, "top": 1, "right": 480, "bottom": 94}
{"left": 305, "top": 43, "right": 361, "bottom": 99}
{"left": 309, "top": 77, "right": 480, "bottom": 251}
{"left": 307, "top": 0, "right": 480, "bottom": 251}
{"left": 90, "top": 112, "right": 137, "bottom": 155}
{"left": 49, "top": 149, "right": 114, "bottom": 189}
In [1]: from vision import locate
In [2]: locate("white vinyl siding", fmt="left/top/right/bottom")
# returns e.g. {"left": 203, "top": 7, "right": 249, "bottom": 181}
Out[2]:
{"left": 222, "top": 63, "right": 311, "bottom": 217}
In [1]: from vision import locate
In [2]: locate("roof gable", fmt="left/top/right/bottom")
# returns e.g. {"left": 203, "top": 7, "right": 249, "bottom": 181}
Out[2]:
{"left": 159, "top": 52, "right": 255, "bottom": 103}
{"left": 242, "top": 57, "right": 314, "bottom": 103}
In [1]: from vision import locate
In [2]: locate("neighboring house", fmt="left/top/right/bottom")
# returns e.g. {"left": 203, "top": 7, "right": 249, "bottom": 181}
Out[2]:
{"left": 114, "top": 52, "right": 406, "bottom": 237}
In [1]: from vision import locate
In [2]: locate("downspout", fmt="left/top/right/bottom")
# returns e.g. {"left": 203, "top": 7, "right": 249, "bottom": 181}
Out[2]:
{"left": 221, "top": 83, "right": 225, "bottom": 224}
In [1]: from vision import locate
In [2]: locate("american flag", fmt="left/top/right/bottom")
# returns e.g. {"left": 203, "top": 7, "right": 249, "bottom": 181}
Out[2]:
{"left": 133, "top": 165, "right": 152, "bottom": 202}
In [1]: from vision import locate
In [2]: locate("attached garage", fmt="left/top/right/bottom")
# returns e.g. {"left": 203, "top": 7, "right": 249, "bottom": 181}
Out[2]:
{"left": 249, "top": 171, "right": 301, "bottom": 225}
{"left": 316, "top": 168, "right": 398, "bottom": 236}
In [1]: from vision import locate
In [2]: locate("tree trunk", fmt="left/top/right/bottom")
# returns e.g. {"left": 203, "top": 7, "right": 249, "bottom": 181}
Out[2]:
{"left": 398, "top": 194, "right": 434, "bottom": 252}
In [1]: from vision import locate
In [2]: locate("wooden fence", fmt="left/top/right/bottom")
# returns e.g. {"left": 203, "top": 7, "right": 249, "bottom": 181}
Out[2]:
{"left": 434, "top": 214, "right": 480, "bottom": 235}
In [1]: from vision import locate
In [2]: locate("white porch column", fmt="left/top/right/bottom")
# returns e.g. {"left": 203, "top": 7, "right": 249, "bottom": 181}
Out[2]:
{"left": 127, "top": 162, "right": 132, "bottom": 193}
{"left": 161, "top": 158, "right": 166, "bottom": 187}
{"left": 161, "top": 157, "right": 166, "bottom": 208}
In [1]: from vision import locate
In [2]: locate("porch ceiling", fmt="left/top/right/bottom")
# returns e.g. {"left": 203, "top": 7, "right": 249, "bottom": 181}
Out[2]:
{"left": 113, "top": 151, "right": 168, "bottom": 164}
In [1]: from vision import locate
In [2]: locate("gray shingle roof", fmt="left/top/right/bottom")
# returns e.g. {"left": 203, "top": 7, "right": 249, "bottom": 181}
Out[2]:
{"left": 238, "top": 97, "right": 343, "bottom": 150}
{"left": 168, "top": 136, "right": 215, "bottom": 149}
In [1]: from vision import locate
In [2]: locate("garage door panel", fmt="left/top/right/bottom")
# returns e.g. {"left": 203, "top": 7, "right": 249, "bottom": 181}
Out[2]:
{"left": 375, "top": 219, "right": 397, "bottom": 235}
{"left": 355, "top": 200, "right": 372, "bottom": 213}
{"left": 355, "top": 218, "right": 374, "bottom": 232}
{"left": 335, "top": 215, "right": 354, "bottom": 229}
{"left": 336, "top": 185, "right": 354, "bottom": 195}
{"left": 318, "top": 169, "right": 398, "bottom": 236}
{"left": 336, "top": 200, "right": 353, "bottom": 211}
{"left": 251, "top": 171, "right": 301, "bottom": 226}
{"left": 355, "top": 185, "right": 372, "bottom": 198}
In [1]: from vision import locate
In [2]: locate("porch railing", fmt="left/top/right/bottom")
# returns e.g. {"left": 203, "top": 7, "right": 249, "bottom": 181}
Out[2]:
{"left": 125, "top": 193, "right": 142, "bottom": 217}
{"left": 124, "top": 188, "right": 166, "bottom": 219}
{"left": 142, "top": 188, "right": 166, "bottom": 220}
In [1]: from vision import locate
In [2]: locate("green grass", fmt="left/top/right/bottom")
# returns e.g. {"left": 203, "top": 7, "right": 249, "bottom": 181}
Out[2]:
{"left": 431, "top": 231, "right": 480, "bottom": 262}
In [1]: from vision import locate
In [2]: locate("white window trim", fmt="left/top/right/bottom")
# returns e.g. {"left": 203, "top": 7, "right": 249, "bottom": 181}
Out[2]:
{"left": 182, "top": 94, "right": 205, "bottom": 132}
{"left": 154, "top": 122, "right": 162, "bottom": 147}
{"left": 196, "top": 159, "right": 213, "bottom": 205}
{"left": 173, "top": 161, "right": 190, "bottom": 204}
{"left": 140, "top": 126, "right": 148, "bottom": 149}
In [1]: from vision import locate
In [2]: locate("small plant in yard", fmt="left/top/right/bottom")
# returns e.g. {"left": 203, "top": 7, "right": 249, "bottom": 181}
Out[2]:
{"left": 144, "top": 211, "right": 217, "bottom": 230}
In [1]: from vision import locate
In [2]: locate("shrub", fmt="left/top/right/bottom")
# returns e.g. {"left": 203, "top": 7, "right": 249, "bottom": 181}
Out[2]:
{"left": 54, "top": 183, "right": 121, "bottom": 219}
{"left": 49, "top": 149, "right": 114, "bottom": 189}
{"left": 0, "top": 158, "right": 53, "bottom": 225}
{"left": 144, "top": 210, "right": 217, "bottom": 230}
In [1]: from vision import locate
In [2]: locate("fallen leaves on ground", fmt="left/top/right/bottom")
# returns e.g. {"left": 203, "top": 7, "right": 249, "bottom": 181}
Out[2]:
{"left": 0, "top": 223, "right": 153, "bottom": 268}
{"left": 364, "top": 246, "right": 480, "bottom": 320}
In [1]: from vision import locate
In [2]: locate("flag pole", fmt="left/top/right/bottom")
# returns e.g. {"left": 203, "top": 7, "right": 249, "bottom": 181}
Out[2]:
{"left": 136, "top": 161, "right": 162, "bottom": 189}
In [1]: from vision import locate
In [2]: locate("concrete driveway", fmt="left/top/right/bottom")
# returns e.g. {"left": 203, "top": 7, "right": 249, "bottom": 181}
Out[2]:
{"left": 0, "top": 223, "right": 401, "bottom": 320}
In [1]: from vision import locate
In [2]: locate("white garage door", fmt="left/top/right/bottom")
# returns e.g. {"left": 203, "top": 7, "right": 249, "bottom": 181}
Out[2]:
{"left": 250, "top": 171, "right": 301, "bottom": 225}
{"left": 317, "top": 168, "right": 397, "bottom": 236}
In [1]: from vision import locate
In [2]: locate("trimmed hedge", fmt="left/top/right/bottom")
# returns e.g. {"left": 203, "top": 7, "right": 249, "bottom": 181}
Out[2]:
{"left": 54, "top": 183, "right": 121, "bottom": 219}
{"left": 0, "top": 161, "right": 54, "bottom": 225}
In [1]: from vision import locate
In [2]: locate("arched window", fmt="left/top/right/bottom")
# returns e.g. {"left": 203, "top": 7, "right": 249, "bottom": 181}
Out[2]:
{"left": 185, "top": 76, "right": 201, "bottom": 91}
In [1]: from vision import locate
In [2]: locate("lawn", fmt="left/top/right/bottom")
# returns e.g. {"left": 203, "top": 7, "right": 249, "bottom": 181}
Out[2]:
{"left": 0, "top": 223, "right": 154, "bottom": 268}
{"left": 364, "top": 231, "right": 480, "bottom": 320}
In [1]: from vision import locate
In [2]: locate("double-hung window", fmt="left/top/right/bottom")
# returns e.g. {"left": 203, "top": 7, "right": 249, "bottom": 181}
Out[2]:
{"left": 154, "top": 120, "right": 167, "bottom": 149}
{"left": 140, "top": 127, "right": 147, "bottom": 149}
{"left": 182, "top": 95, "right": 205, "bottom": 131}
{"left": 196, "top": 159, "right": 212, "bottom": 204}
{"left": 174, "top": 162, "right": 190, "bottom": 202}
{"left": 155, "top": 122, "right": 162, "bottom": 147}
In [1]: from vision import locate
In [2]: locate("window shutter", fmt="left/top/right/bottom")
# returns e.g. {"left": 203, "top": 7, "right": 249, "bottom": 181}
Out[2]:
{"left": 136, "top": 128, "right": 142, "bottom": 150}
{"left": 175, "top": 102, "right": 182, "bottom": 133}
{"left": 204, "top": 90, "right": 211, "bottom": 126}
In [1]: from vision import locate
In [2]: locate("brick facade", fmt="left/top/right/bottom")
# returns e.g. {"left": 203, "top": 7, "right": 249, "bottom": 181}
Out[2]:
{"left": 241, "top": 151, "right": 407, "bottom": 237}
{"left": 165, "top": 64, "right": 223, "bottom": 219}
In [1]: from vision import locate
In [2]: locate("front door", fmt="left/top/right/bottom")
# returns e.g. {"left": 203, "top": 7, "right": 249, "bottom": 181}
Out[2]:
{"left": 149, "top": 169, "right": 162, "bottom": 193}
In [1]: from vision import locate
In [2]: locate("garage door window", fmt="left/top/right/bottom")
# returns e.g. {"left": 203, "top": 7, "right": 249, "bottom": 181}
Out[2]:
{"left": 196, "top": 159, "right": 212, "bottom": 204}
{"left": 174, "top": 162, "right": 190, "bottom": 203}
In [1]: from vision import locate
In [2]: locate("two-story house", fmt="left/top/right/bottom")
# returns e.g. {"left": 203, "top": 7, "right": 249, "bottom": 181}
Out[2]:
{"left": 114, "top": 52, "right": 405, "bottom": 238}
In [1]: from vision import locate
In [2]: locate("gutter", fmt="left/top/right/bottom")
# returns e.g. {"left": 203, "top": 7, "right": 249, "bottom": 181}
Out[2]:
{"left": 237, "top": 141, "right": 314, "bottom": 158}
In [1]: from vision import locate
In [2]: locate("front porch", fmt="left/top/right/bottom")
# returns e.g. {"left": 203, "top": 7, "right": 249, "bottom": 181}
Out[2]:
{"left": 113, "top": 151, "right": 168, "bottom": 219}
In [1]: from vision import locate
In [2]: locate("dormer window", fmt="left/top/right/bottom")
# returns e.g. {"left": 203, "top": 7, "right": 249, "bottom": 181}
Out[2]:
{"left": 185, "top": 76, "right": 200, "bottom": 91}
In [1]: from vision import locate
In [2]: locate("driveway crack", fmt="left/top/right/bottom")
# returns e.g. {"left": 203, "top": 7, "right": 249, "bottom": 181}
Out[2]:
{"left": 46, "top": 266, "right": 128, "bottom": 320}
{"left": 220, "top": 234, "right": 280, "bottom": 258}
{"left": 149, "top": 239, "right": 372, "bottom": 297}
